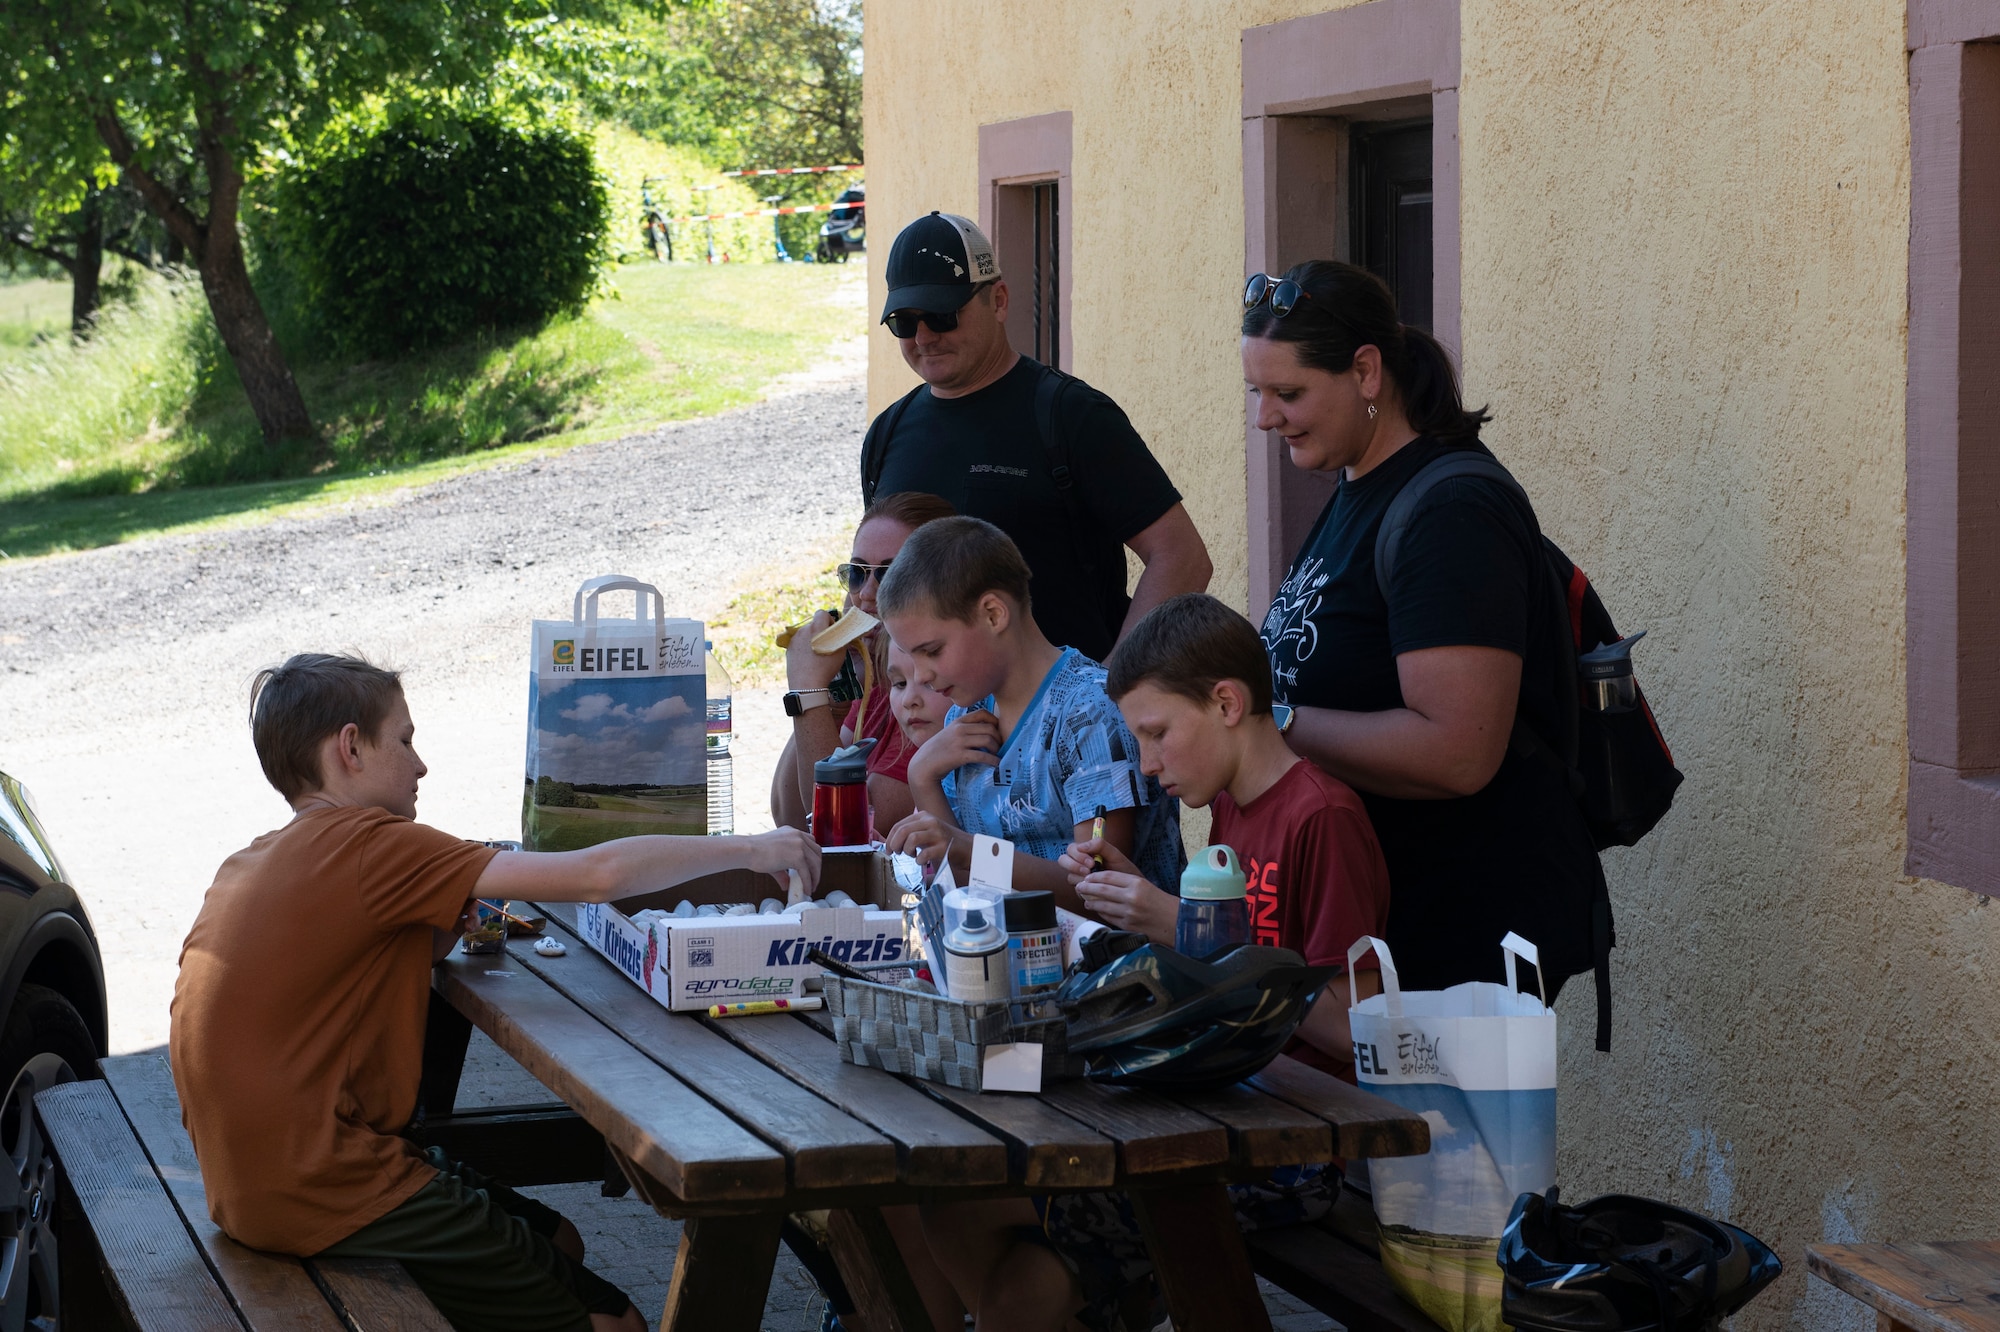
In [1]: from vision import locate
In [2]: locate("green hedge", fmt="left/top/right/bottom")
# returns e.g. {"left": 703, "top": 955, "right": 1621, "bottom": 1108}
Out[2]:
{"left": 275, "top": 117, "right": 609, "bottom": 356}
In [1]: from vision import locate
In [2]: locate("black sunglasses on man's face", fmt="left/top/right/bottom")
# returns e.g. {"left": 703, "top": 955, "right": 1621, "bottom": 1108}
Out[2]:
{"left": 884, "top": 281, "right": 996, "bottom": 339}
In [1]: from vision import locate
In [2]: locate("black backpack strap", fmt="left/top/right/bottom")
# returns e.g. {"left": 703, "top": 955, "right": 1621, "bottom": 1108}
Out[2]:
{"left": 859, "top": 383, "right": 926, "bottom": 507}
{"left": 1373, "top": 451, "right": 1579, "bottom": 773}
{"left": 1374, "top": 450, "right": 1612, "bottom": 1051}
{"left": 1034, "top": 366, "right": 1102, "bottom": 591}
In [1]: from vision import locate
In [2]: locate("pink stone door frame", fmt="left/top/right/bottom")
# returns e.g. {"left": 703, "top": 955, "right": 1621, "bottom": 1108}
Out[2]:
{"left": 978, "top": 111, "right": 1074, "bottom": 371}
{"left": 1240, "top": 0, "right": 1461, "bottom": 616}
{"left": 1906, "top": 2, "right": 2000, "bottom": 891}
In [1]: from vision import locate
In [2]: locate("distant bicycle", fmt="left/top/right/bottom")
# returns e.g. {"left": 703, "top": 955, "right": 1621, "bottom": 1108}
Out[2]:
{"left": 816, "top": 184, "right": 865, "bottom": 263}
{"left": 640, "top": 177, "right": 674, "bottom": 262}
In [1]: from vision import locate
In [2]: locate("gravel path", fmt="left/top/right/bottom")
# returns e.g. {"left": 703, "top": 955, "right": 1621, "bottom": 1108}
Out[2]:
{"left": 0, "top": 355, "right": 866, "bottom": 1055}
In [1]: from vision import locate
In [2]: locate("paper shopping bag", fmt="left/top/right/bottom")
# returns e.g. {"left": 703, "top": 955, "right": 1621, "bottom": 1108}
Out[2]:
{"left": 524, "top": 576, "right": 707, "bottom": 850}
{"left": 1348, "top": 932, "right": 1557, "bottom": 1332}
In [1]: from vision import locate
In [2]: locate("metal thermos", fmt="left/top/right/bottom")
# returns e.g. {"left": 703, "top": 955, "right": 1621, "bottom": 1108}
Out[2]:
{"left": 812, "top": 737, "right": 878, "bottom": 848}
{"left": 1579, "top": 631, "right": 1647, "bottom": 714}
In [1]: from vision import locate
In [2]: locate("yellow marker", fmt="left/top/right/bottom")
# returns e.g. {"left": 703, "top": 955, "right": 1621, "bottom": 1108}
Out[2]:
{"left": 1091, "top": 804, "right": 1107, "bottom": 868}
{"left": 707, "top": 997, "right": 823, "bottom": 1018}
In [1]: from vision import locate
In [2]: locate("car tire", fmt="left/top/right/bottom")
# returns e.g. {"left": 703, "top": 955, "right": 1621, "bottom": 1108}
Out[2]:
{"left": 0, "top": 985, "right": 95, "bottom": 1332}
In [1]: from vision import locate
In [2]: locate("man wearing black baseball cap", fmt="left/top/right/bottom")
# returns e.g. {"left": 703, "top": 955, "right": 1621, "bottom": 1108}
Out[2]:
{"left": 860, "top": 211, "right": 1211, "bottom": 663}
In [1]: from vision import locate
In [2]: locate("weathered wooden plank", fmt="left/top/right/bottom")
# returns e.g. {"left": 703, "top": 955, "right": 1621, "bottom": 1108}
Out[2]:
{"left": 1246, "top": 1222, "right": 1444, "bottom": 1332}
{"left": 1247, "top": 1057, "right": 1431, "bottom": 1160}
{"left": 1130, "top": 1180, "right": 1274, "bottom": 1332}
{"left": 99, "top": 1053, "right": 348, "bottom": 1332}
{"left": 516, "top": 922, "right": 900, "bottom": 1191}
{"left": 407, "top": 1104, "right": 606, "bottom": 1188}
{"left": 34, "top": 1079, "right": 246, "bottom": 1331}
{"left": 1039, "top": 1081, "right": 1230, "bottom": 1176}
{"left": 1172, "top": 1082, "right": 1334, "bottom": 1170}
{"left": 660, "top": 1211, "right": 786, "bottom": 1332}
{"left": 791, "top": 1004, "right": 1112, "bottom": 1190}
{"left": 310, "top": 1257, "right": 456, "bottom": 1332}
{"left": 1808, "top": 1242, "right": 2000, "bottom": 1332}
{"left": 435, "top": 950, "right": 786, "bottom": 1203}
{"left": 702, "top": 1008, "right": 1009, "bottom": 1188}
{"left": 915, "top": 1080, "right": 1117, "bottom": 1191}
{"left": 825, "top": 1208, "right": 937, "bottom": 1332}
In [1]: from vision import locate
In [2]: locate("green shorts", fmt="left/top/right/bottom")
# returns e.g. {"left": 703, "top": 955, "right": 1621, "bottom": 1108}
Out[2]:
{"left": 318, "top": 1148, "right": 633, "bottom": 1332}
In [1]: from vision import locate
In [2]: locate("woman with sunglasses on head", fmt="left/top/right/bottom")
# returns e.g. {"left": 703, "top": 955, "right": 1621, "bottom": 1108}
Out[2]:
{"left": 1243, "top": 260, "right": 1609, "bottom": 1020}
{"left": 771, "top": 490, "right": 958, "bottom": 834}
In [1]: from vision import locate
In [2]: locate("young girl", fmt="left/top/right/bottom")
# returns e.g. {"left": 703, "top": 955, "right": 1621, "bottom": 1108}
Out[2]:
{"left": 887, "top": 640, "right": 950, "bottom": 748}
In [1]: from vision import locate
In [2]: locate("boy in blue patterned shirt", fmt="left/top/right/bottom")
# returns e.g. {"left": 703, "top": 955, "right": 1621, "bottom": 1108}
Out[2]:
{"left": 879, "top": 515, "right": 1184, "bottom": 906}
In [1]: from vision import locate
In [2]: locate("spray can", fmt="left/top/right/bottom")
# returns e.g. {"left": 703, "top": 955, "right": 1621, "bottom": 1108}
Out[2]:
{"left": 1003, "top": 891, "right": 1063, "bottom": 999}
{"left": 941, "top": 889, "right": 1010, "bottom": 1003}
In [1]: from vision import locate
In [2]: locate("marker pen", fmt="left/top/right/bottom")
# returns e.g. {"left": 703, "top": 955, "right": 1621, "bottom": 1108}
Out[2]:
{"left": 707, "top": 997, "right": 824, "bottom": 1018}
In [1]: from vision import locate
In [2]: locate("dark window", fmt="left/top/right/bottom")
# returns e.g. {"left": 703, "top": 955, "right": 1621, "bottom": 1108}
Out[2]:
{"left": 1351, "top": 120, "right": 1434, "bottom": 331}
{"left": 1029, "top": 181, "right": 1060, "bottom": 368}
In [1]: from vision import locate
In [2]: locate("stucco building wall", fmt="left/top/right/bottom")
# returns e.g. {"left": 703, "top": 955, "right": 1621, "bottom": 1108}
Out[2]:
{"left": 864, "top": 2, "right": 1999, "bottom": 1327}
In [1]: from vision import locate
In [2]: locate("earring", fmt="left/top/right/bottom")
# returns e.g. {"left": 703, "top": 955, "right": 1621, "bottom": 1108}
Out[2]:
{"left": 1366, "top": 402, "right": 1378, "bottom": 420}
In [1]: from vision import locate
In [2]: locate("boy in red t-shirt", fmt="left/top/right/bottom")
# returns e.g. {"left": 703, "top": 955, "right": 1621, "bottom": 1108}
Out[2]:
{"left": 1063, "top": 591, "right": 1389, "bottom": 1077}
{"left": 961, "top": 595, "right": 1389, "bottom": 1330}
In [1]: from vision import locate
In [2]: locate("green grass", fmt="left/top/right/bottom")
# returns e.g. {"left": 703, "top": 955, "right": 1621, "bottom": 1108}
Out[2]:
{"left": 0, "top": 278, "right": 72, "bottom": 350}
{"left": 0, "top": 259, "right": 863, "bottom": 558}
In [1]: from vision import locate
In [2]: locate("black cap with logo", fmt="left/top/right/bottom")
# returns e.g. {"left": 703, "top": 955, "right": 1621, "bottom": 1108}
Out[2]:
{"left": 880, "top": 211, "right": 1002, "bottom": 321}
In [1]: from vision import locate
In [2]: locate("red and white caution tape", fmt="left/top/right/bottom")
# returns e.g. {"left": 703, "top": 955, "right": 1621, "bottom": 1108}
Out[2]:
{"left": 674, "top": 200, "right": 865, "bottom": 223}
{"left": 719, "top": 163, "right": 863, "bottom": 177}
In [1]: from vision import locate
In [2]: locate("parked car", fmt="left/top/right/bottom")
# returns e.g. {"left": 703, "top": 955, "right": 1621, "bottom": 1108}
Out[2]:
{"left": 0, "top": 770, "right": 108, "bottom": 1331}
{"left": 816, "top": 184, "right": 866, "bottom": 262}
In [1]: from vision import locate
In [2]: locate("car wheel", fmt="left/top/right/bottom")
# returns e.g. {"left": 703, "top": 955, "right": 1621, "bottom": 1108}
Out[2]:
{"left": 0, "top": 985, "right": 95, "bottom": 1332}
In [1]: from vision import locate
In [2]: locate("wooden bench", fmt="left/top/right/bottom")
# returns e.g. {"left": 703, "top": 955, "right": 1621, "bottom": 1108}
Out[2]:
{"left": 36, "top": 1051, "right": 607, "bottom": 1331}
{"left": 1809, "top": 1241, "right": 2000, "bottom": 1332}
{"left": 1243, "top": 1182, "right": 1447, "bottom": 1332}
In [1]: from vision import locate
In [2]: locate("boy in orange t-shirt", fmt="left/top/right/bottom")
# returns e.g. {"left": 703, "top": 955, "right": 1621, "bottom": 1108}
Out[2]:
{"left": 171, "top": 654, "right": 819, "bottom": 1332}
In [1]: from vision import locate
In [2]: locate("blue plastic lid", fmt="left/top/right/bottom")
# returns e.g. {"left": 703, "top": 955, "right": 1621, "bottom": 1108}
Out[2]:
{"left": 1180, "top": 844, "right": 1247, "bottom": 900}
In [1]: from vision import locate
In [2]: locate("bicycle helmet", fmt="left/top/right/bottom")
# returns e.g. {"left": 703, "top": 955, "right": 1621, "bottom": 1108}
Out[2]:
{"left": 1499, "top": 1188, "right": 1782, "bottom": 1332}
{"left": 1056, "top": 943, "right": 1336, "bottom": 1089}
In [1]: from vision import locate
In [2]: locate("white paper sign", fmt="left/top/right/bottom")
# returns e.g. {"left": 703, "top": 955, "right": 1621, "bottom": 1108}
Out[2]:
{"left": 969, "top": 834, "right": 1015, "bottom": 895}
{"left": 980, "top": 1041, "right": 1043, "bottom": 1093}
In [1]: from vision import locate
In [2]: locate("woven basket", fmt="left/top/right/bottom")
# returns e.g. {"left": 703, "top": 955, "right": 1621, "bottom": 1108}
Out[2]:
{"left": 824, "top": 975, "right": 1079, "bottom": 1092}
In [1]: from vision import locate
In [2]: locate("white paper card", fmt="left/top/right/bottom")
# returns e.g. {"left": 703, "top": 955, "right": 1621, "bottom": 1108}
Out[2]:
{"left": 980, "top": 1042, "right": 1043, "bottom": 1093}
{"left": 969, "top": 834, "right": 1016, "bottom": 894}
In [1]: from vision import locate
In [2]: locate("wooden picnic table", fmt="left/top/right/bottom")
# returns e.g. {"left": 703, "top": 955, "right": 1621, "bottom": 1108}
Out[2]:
{"left": 431, "top": 906, "right": 1431, "bottom": 1332}
{"left": 1809, "top": 1242, "right": 2000, "bottom": 1332}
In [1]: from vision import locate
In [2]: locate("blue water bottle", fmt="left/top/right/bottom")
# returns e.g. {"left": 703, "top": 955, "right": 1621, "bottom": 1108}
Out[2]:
{"left": 1176, "top": 845, "right": 1251, "bottom": 959}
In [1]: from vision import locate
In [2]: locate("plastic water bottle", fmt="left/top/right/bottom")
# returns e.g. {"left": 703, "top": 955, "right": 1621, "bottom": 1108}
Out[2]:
{"left": 1175, "top": 844, "right": 1250, "bottom": 959}
{"left": 705, "top": 641, "right": 733, "bottom": 835}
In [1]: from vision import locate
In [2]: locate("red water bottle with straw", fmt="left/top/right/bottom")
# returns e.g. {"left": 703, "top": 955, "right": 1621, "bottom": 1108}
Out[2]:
{"left": 812, "top": 738, "right": 877, "bottom": 847}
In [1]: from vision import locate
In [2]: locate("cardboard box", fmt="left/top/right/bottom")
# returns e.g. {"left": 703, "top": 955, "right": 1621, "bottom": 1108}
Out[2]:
{"left": 575, "top": 847, "right": 910, "bottom": 1011}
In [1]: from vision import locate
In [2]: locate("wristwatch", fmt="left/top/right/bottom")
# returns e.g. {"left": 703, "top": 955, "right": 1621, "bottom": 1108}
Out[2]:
{"left": 783, "top": 689, "right": 833, "bottom": 717}
{"left": 1272, "top": 702, "right": 1297, "bottom": 734}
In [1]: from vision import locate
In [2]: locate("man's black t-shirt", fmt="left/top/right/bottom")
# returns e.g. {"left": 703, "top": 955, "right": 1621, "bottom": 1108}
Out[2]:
{"left": 865, "top": 357, "right": 1182, "bottom": 661}
{"left": 1260, "top": 436, "right": 1605, "bottom": 992}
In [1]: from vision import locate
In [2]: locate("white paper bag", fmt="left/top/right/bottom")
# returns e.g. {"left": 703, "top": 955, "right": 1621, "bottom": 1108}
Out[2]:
{"left": 523, "top": 576, "right": 707, "bottom": 850}
{"left": 1348, "top": 932, "right": 1557, "bottom": 1332}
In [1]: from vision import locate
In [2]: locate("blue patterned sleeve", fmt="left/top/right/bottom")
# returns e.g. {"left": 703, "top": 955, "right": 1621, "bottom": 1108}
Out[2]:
{"left": 1051, "top": 683, "right": 1150, "bottom": 823}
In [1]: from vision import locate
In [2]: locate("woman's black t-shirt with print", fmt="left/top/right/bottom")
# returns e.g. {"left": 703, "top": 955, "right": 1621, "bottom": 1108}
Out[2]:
{"left": 1261, "top": 436, "right": 1604, "bottom": 992}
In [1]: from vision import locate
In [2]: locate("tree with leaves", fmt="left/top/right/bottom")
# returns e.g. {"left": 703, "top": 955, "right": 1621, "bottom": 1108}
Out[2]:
{"left": 620, "top": 0, "right": 861, "bottom": 174}
{"left": 2, "top": 177, "right": 171, "bottom": 333}
{"left": 0, "top": 0, "right": 642, "bottom": 452}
